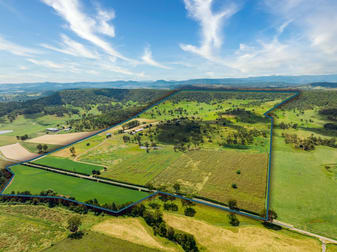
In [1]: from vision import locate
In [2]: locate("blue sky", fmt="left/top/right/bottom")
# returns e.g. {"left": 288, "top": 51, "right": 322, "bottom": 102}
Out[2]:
{"left": 0, "top": 0, "right": 337, "bottom": 83}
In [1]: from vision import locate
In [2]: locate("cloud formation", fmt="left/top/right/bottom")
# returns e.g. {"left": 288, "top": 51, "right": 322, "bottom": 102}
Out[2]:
{"left": 0, "top": 36, "right": 39, "bottom": 56}
{"left": 41, "top": 34, "right": 98, "bottom": 59}
{"left": 41, "top": 0, "right": 131, "bottom": 62}
{"left": 141, "top": 47, "right": 170, "bottom": 69}
{"left": 180, "top": 0, "right": 238, "bottom": 61}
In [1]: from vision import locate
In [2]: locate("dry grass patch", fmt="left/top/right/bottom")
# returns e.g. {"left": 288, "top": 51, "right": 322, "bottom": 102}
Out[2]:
{"left": 163, "top": 213, "right": 321, "bottom": 252}
{"left": 92, "top": 217, "right": 178, "bottom": 251}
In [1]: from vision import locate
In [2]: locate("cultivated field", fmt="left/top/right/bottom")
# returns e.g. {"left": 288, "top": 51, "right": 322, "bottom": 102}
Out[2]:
{"left": 27, "top": 131, "right": 96, "bottom": 145}
{"left": 39, "top": 90, "right": 293, "bottom": 215}
{"left": 0, "top": 143, "right": 38, "bottom": 161}
{"left": 4, "top": 165, "right": 149, "bottom": 205}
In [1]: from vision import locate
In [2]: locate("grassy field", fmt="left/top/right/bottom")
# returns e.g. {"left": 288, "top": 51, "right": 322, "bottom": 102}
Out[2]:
{"left": 45, "top": 231, "right": 162, "bottom": 252}
{"left": 32, "top": 156, "right": 104, "bottom": 175}
{"left": 142, "top": 196, "right": 322, "bottom": 251}
{"left": 0, "top": 114, "right": 76, "bottom": 138}
{"left": 327, "top": 244, "right": 337, "bottom": 252}
{"left": 4, "top": 165, "right": 150, "bottom": 205}
{"left": 0, "top": 204, "right": 73, "bottom": 252}
{"left": 0, "top": 202, "right": 323, "bottom": 252}
{"left": 270, "top": 132, "right": 337, "bottom": 239}
{"left": 0, "top": 135, "right": 17, "bottom": 147}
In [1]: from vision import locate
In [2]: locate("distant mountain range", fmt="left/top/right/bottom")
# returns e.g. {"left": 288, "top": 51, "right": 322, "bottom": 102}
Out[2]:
{"left": 1, "top": 74, "right": 337, "bottom": 94}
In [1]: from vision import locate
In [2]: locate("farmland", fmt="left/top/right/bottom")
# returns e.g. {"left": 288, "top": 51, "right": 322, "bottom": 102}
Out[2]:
{"left": 0, "top": 202, "right": 322, "bottom": 252}
{"left": 270, "top": 90, "right": 337, "bottom": 239}
{"left": 4, "top": 165, "right": 149, "bottom": 205}
{"left": 44, "top": 90, "right": 293, "bottom": 214}
{"left": 32, "top": 156, "right": 104, "bottom": 175}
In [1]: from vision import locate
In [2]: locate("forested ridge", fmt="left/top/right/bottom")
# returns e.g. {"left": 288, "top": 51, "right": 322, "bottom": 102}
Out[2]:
{"left": 0, "top": 89, "right": 169, "bottom": 122}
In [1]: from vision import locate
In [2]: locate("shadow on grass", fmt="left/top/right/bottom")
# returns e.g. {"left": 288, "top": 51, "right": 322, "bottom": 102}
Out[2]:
{"left": 68, "top": 231, "right": 85, "bottom": 239}
{"left": 301, "top": 127, "right": 337, "bottom": 137}
{"left": 262, "top": 222, "right": 282, "bottom": 231}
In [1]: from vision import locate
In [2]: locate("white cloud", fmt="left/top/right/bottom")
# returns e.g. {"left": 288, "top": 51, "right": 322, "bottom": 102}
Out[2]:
{"left": 96, "top": 8, "right": 116, "bottom": 37}
{"left": 0, "top": 36, "right": 39, "bottom": 56}
{"left": 180, "top": 0, "right": 238, "bottom": 61}
{"left": 99, "top": 63, "right": 146, "bottom": 78}
{"left": 27, "top": 58, "right": 65, "bottom": 69}
{"left": 41, "top": 0, "right": 132, "bottom": 62}
{"left": 141, "top": 47, "right": 170, "bottom": 69}
{"left": 41, "top": 34, "right": 98, "bottom": 59}
{"left": 181, "top": 0, "right": 337, "bottom": 76}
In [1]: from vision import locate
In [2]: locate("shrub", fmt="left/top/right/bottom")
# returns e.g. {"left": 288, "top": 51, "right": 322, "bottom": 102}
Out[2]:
{"left": 184, "top": 207, "right": 196, "bottom": 217}
{"left": 228, "top": 213, "right": 240, "bottom": 226}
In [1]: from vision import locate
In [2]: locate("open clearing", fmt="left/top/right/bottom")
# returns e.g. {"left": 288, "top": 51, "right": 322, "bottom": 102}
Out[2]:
{"left": 27, "top": 131, "right": 96, "bottom": 145}
{"left": 163, "top": 213, "right": 321, "bottom": 252}
{"left": 92, "top": 217, "right": 177, "bottom": 251}
{"left": 4, "top": 165, "right": 149, "bottom": 205}
{"left": 0, "top": 143, "right": 38, "bottom": 161}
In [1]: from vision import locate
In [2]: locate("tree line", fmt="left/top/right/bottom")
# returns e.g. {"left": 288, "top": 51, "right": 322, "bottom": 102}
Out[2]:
{"left": 0, "top": 88, "right": 169, "bottom": 123}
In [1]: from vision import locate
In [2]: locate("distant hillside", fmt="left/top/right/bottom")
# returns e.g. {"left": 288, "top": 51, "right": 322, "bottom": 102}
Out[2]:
{"left": 2, "top": 74, "right": 337, "bottom": 94}
{"left": 299, "top": 82, "right": 337, "bottom": 89}
{"left": 0, "top": 88, "right": 169, "bottom": 119}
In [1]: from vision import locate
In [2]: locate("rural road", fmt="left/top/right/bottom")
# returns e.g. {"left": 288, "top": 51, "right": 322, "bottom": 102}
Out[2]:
{"left": 273, "top": 220, "right": 337, "bottom": 250}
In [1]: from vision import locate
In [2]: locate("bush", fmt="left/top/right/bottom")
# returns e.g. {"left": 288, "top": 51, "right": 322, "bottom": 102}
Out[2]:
{"left": 184, "top": 207, "right": 196, "bottom": 217}
{"left": 163, "top": 203, "right": 178, "bottom": 211}
{"left": 228, "top": 213, "right": 240, "bottom": 226}
{"left": 228, "top": 200, "right": 237, "bottom": 210}
{"left": 149, "top": 202, "right": 160, "bottom": 209}
{"left": 68, "top": 231, "right": 84, "bottom": 239}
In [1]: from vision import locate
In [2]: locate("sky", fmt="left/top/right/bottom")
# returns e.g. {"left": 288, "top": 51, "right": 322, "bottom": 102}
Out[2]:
{"left": 0, "top": 0, "right": 337, "bottom": 83}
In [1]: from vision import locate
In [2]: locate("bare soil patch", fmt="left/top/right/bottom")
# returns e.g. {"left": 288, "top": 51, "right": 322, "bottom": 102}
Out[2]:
{"left": 26, "top": 132, "right": 97, "bottom": 146}
{"left": 0, "top": 143, "right": 38, "bottom": 161}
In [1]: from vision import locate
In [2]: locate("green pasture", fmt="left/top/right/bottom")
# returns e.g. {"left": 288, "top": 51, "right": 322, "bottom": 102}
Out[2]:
{"left": 32, "top": 156, "right": 104, "bottom": 175}
{"left": 0, "top": 114, "right": 74, "bottom": 138}
{"left": 270, "top": 133, "right": 337, "bottom": 240}
{"left": 80, "top": 137, "right": 183, "bottom": 185}
{"left": 0, "top": 205, "right": 72, "bottom": 252}
{"left": 4, "top": 165, "right": 150, "bottom": 205}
